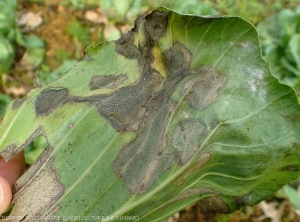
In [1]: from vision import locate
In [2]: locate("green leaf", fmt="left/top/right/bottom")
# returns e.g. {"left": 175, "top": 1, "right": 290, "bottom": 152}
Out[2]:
{"left": 257, "top": 6, "right": 300, "bottom": 88}
{"left": 0, "top": 0, "right": 23, "bottom": 73}
{"left": 0, "top": 0, "right": 17, "bottom": 38}
{"left": 38, "top": 59, "right": 77, "bottom": 86}
{"left": 112, "top": 0, "right": 131, "bottom": 19}
{"left": 0, "top": 36, "right": 14, "bottom": 73}
{"left": 23, "top": 34, "right": 45, "bottom": 49}
{"left": 173, "top": 0, "right": 218, "bottom": 15}
{"left": 277, "top": 185, "right": 300, "bottom": 209}
{"left": 18, "top": 34, "right": 46, "bottom": 70}
{"left": 67, "top": 20, "right": 91, "bottom": 46}
{"left": 0, "top": 94, "right": 12, "bottom": 118}
{"left": 100, "top": 0, "right": 134, "bottom": 21}
{"left": 24, "top": 136, "right": 47, "bottom": 165}
{"left": 288, "top": 34, "right": 300, "bottom": 71}
{"left": 1, "top": 7, "right": 300, "bottom": 221}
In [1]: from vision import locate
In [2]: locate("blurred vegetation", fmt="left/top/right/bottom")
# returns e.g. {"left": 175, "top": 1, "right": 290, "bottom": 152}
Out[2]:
{"left": 1, "top": 0, "right": 300, "bottom": 221}
{"left": 257, "top": 5, "right": 300, "bottom": 93}
{"left": 0, "top": 0, "right": 18, "bottom": 74}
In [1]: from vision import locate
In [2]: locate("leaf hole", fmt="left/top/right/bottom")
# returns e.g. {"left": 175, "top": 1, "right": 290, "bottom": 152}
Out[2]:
{"left": 24, "top": 136, "right": 47, "bottom": 165}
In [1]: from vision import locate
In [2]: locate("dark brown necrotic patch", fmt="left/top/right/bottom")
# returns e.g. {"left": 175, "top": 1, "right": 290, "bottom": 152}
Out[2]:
{"left": 184, "top": 66, "right": 227, "bottom": 110}
{"left": 115, "top": 10, "right": 168, "bottom": 60}
{"left": 111, "top": 42, "right": 225, "bottom": 193}
{"left": 96, "top": 69, "right": 163, "bottom": 131}
{"left": 144, "top": 10, "right": 169, "bottom": 41}
{"left": 70, "top": 42, "right": 194, "bottom": 194}
{"left": 71, "top": 39, "right": 223, "bottom": 194}
{"left": 70, "top": 11, "right": 224, "bottom": 194}
{"left": 70, "top": 44, "right": 225, "bottom": 194}
{"left": 12, "top": 97, "right": 27, "bottom": 110}
{"left": 89, "top": 74, "right": 127, "bottom": 91}
{"left": 34, "top": 88, "right": 68, "bottom": 116}
{"left": 1, "top": 126, "right": 43, "bottom": 161}
{"left": 115, "top": 32, "right": 139, "bottom": 59}
{"left": 112, "top": 43, "right": 194, "bottom": 194}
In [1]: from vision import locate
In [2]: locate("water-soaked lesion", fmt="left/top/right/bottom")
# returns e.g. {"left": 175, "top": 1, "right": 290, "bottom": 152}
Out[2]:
{"left": 110, "top": 20, "right": 226, "bottom": 193}
{"left": 66, "top": 41, "right": 194, "bottom": 194}
{"left": 115, "top": 32, "right": 139, "bottom": 60}
{"left": 29, "top": 10, "right": 227, "bottom": 195}
{"left": 173, "top": 119, "right": 208, "bottom": 165}
{"left": 112, "top": 42, "right": 196, "bottom": 193}
{"left": 89, "top": 74, "right": 127, "bottom": 91}
{"left": 35, "top": 88, "right": 68, "bottom": 116}
{"left": 184, "top": 66, "right": 227, "bottom": 111}
{"left": 12, "top": 96, "right": 27, "bottom": 110}
{"left": 115, "top": 10, "right": 169, "bottom": 60}
{"left": 143, "top": 10, "right": 169, "bottom": 42}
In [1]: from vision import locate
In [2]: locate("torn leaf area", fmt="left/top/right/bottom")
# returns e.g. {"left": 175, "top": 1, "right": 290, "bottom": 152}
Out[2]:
{"left": 0, "top": 7, "right": 300, "bottom": 222}
{"left": 11, "top": 158, "right": 64, "bottom": 220}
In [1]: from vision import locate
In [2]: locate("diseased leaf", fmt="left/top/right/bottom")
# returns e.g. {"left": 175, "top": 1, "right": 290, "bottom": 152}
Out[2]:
{"left": 1, "top": 7, "right": 300, "bottom": 221}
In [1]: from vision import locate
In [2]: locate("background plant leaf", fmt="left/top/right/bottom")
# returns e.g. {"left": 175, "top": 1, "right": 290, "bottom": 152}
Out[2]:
{"left": 277, "top": 185, "right": 300, "bottom": 209}
{"left": 257, "top": 6, "right": 300, "bottom": 88}
{"left": 1, "top": 7, "right": 300, "bottom": 221}
{"left": 0, "top": 94, "right": 12, "bottom": 118}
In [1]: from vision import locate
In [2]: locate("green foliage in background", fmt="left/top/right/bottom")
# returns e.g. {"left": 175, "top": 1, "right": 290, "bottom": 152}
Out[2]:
{"left": 0, "top": 0, "right": 46, "bottom": 74}
{"left": 67, "top": 20, "right": 91, "bottom": 47}
{"left": 24, "top": 59, "right": 77, "bottom": 165}
{"left": 277, "top": 184, "right": 300, "bottom": 209}
{"left": 61, "top": 0, "right": 297, "bottom": 25}
{"left": 173, "top": 0, "right": 218, "bottom": 15}
{"left": 1, "top": 7, "right": 300, "bottom": 221}
{"left": 0, "top": 94, "right": 12, "bottom": 118}
{"left": 24, "top": 136, "right": 46, "bottom": 165}
{"left": 21, "top": 34, "right": 46, "bottom": 70}
{"left": 0, "top": 0, "right": 20, "bottom": 73}
{"left": 257, "top": 5, "right": 300, "bottom": 91}
{"left": 37, "top": 60, "right": 77, "bottom": 86}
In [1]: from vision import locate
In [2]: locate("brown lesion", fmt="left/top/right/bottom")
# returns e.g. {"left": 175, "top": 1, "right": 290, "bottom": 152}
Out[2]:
{"left": 114, "top": 10, "right": 169, "bottom": 61}
{"left": 115, "top": 31, "right": 140, "bottom": 60}
{"left": 97, "top": 11, "right": 226, "bottom": 194}
{"left": 112, "top": 42, "right": 195, "bottom": 194}
{"left": 10, "top": 158, "right": 64, "bottom": 221}
{"left": 34, "top": 88, "right": 68, "bottom": 116}
{"left": 12, "top": 96, "right": 28, "bottom": 110}
{"left": 89, "top": 74, "right": 127, "bottom": 91}
{"left": 184, "top": 66, "right": 227, "bottom": 111}
{"left": 0, "top": 126, "right": 44, "bottom": 161}
{"left": 28, "top": 10, "right": 227, "bottom": 195}
{"left": 143, "top": 10, "right": 170, "bottom": 42}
